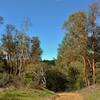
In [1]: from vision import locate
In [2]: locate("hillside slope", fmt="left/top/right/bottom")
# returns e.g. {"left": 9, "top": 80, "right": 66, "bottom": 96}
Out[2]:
{"left": 53, "top": 84, "right": 100, "bottom": 100}
{"left": 78, "top": 84, "right": 100, "bottom": 100}
{"left": 0, "top": 88, "right": 55, "bottom": 100}
{"left": 0, "top": 84, "right": 99, "bottom": 100}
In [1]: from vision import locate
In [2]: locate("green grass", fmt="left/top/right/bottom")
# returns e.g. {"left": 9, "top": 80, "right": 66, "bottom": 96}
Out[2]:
{"left": 0, "top": 88, "right": 55, "bottom": 100}
{"left": 0, "top": 84, "right": 100, "bottom": 100}
{"left": 78, "top": 84, "right": 100, "bottom": 100}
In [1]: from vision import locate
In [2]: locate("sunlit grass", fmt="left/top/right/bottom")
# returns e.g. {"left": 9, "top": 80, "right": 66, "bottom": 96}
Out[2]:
{"left": 0, "top": 88, "right": 55, "bottom": 100}
{"left": 78, "top": 84, "right": 100, "bottom": 100}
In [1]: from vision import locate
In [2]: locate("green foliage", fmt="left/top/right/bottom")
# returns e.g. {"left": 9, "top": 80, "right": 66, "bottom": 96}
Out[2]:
{"left": 0, "top": 73, "right": 9, "bottom": 87}
{"left": 95, "top": 27, "right": 100, "bottom": 62}
{"left": 57, "top": 4, "right": 100, "bottom": 88}
{"left": 31, "top": 37, "right": 42, "bottom": 63}
{"left": 56, "top": 31, "right": 84, "bottom": 90}
{"left": 45, "top": 64, "right": 84, "bottom": 92}
{"left": 0, "top": 61, "right": 5, "bottom": 71}
{"left": 32, "top": 63, "right": 47, "bottom": 88}
{"left": 45, "top": 68, "right": 67, "bottom": 92}
{"left": 0, "top": 45, "right": 6, "bottom": 71}
{"left": 67, "top": 66, "right": 81, "bottom": 91}
{"left": 19, "top": 72, "right": 33, "bottom": 88}
{"left": 95, "top": 62, "right": 100, "bottom": 83}
{"left": 57, "top": 33, "right": 83, "bottom": 70}
{"left": 64, "top": 11, "right": 86, "bottom": 37}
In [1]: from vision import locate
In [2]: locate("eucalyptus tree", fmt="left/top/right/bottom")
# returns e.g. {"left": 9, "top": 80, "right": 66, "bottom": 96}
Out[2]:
{"left": 88, "top": 2, "right": 100, "bottom": 84}
{"left": 2, "top": 24, "right": 16, "bottom": 74}
{"left": 62, "top": 11, "right": 88, "bottom": 86}
{"left": 31, "top": 37, "right": 42, "bottom": 64}
{"left": 15, "top": 31, "right": 30, "bottom": 76}
{"left": 57, "top": 2, "right": 100, "bottom": 86}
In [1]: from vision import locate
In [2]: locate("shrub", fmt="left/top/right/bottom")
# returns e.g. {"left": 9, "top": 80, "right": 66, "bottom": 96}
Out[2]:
{"left": 96, "top": 70, "right": 100, "bottom": 83}
{"left": 0, "top": 72, "right": 9, "bottom": 87}
{"left": 20, "top": 72, "right": 33, "bottom": 88}
{"left": 66, "top": 66, "right": 81, "bottom": 91}
{"left": 32, "top": 63, "right": 47, "bottom": 89}
{"left": 45, "top": 69, "right": 67, "bottom": 92}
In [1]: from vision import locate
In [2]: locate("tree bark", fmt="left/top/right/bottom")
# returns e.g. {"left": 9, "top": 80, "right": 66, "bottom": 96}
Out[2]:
{"left": 82, "top": 56, "right": 87, "bottom": 86}
{"left": 92, "top": 37, "right": 95, "bottom": 84}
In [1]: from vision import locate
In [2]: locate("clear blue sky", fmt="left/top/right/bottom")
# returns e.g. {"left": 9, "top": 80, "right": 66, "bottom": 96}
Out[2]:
{"left": 0, "top": 0, "right": 97, "bottom": 60}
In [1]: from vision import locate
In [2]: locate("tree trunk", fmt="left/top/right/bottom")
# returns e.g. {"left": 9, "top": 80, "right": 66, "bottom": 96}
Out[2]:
{"left": 87, "top": 58, "right": 92, "bottom": 85}
{"left": 82, "top": 56, "right": 87, "bottom": 86}
{"left": 92, "top": 37, "right": 95, "bottom": 84}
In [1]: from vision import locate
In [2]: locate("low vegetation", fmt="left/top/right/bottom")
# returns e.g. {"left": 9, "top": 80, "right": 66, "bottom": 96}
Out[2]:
{"left": 79, "top": 84, "right": 100, "bottom": 100}
{"left": 0, "top": 88, "right": 55, "bottom": 100}
{"left": 53, "top": 84, "right": 100, "bottom": 100}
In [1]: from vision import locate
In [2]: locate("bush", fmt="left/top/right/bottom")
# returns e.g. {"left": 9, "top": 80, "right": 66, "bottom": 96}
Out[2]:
{"left": 96, "top": 67, "right": 100, "bottom": 83}
{"left": 32, "top": 63, "right": 47, "bottom": 89}
{"left": 0, "top": 73, "right": 24, "bottom": 88}
{"left": 0, "top": 60, "right": 5, "bottom": 72}
{"left": 0, "top": 73, "right": 9, "bottom": 87}
{"left": 66, "top": 66, "right": 81, "bottom": 91}
{"left": 45, "top": 69, "right": 67, "bottom": 92}
{"left": 20, "top": 72, "right": 33, "bottom": 88}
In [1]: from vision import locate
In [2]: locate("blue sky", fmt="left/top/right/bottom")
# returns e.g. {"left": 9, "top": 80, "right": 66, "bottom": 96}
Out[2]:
{"left": 0, "top": 0, "right": 97, "bottom": 60}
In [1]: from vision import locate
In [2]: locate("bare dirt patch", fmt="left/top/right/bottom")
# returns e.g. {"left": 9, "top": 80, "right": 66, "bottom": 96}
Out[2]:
{"left": 52, "top": 93, "right": 83, "bottom": 100}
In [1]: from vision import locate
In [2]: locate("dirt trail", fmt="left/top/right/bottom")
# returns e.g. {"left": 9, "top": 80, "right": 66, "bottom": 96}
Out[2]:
{"left": 0, "top": 88, "right": 4, "bottom": 92}
{"left": 52, "top": 93, "right": 83, "bottom": 100}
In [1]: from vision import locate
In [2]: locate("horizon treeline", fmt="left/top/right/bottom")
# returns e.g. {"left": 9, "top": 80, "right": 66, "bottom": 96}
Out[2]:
{"left": 0, "top": 2, "right": 100, "bottom": 92}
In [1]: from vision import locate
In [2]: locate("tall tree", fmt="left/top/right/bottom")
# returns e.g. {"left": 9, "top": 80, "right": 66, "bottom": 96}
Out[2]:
{"left": 2, "top": 24, "right": 16, "bottom": 74}
{"left": 15, "top": 31, "right": 30, "bottom": 76}
{"left": 88, "top": 2, "right": 100, "bottom": 84}
{"left": 63, "top": 11, "right": 88, "bottom": 86}
{"left": 14, "top": 18, "right": 31, "bottom": 76}
{"left": 31, "top": 37, "right": 42, "bottom": 63}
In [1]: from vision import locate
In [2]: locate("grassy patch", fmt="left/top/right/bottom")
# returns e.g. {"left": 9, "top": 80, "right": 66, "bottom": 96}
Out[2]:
{"left": 78, "top": 84, "right": 100, "bottom": 100}
{"left": 0, "top": 88, "right": 55, "bottom": 100}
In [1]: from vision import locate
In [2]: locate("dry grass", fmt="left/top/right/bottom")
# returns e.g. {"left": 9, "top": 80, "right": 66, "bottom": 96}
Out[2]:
{"left": 52, "top": 84, "right": 100, "bottom": 100}
{"left": 52, "top": 93, "right": 83, "bottom": 100}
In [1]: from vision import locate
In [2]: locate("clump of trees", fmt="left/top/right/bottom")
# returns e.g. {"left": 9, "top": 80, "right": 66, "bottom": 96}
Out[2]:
{"left": 0, "top": 18, "right": 43, "bottom": 87}
{"left": 57, "top": 2, "right": 100, "bottom": 90}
